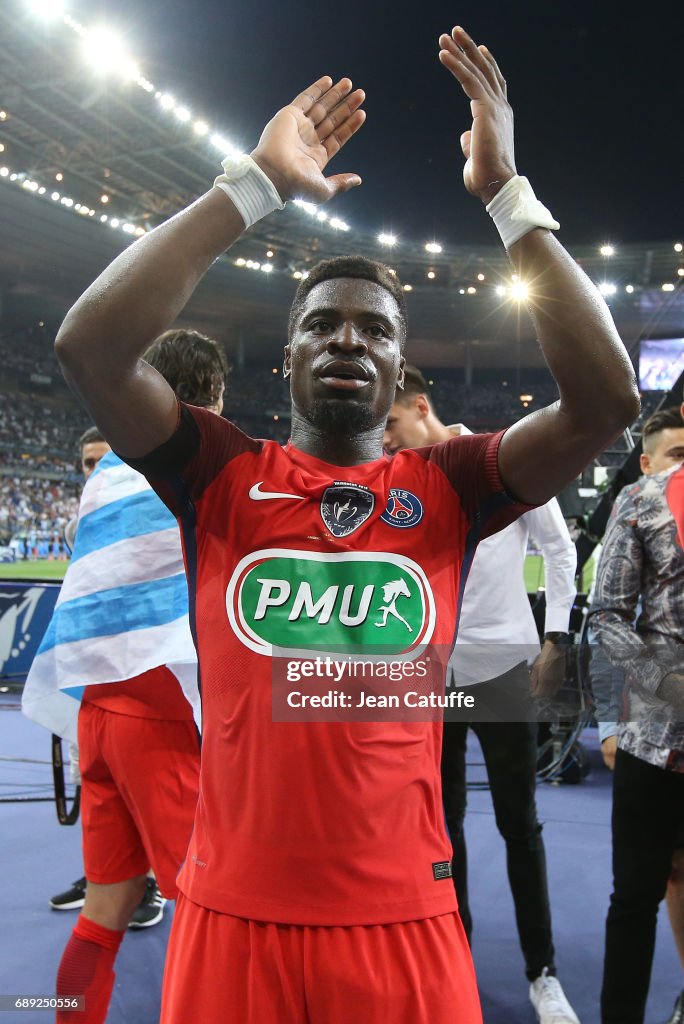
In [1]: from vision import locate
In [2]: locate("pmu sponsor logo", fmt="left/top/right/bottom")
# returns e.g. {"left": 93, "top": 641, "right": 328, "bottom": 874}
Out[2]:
{"left": 226, "top": 549, "right": 435, "bottom": 656}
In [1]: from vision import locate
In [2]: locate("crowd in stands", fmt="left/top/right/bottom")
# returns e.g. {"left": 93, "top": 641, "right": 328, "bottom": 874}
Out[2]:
{"left": 0, "top": 321, "right": 670, "bottom": 552}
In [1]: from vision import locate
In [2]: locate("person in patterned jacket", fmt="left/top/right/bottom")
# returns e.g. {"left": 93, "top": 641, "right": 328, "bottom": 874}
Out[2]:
{"left": 589, "top": 405, "right": 684, "bottom": 1024}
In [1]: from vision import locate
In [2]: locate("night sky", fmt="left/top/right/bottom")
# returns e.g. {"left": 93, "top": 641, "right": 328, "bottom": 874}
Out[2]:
{"left": 82, "top": 2, "right": 683, "bottom": 246}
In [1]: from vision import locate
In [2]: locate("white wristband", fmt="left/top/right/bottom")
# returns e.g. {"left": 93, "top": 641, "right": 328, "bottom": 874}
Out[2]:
{"left": 486, "top": 175, "right": 559, "bottom": 250}
{"left": 213, "top": 153, "right": 284, "bottom": 229}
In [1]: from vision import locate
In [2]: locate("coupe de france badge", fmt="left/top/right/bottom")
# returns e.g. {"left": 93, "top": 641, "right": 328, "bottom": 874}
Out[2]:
{"left": 380, "top": 488, "right": 424, "bottom": 528}
{"left": 320, "top": 482, "right": 375, "bottom": 538}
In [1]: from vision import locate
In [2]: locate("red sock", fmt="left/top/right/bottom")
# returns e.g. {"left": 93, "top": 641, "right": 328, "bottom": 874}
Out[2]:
{"left": 56, "top": 915, "right": 125, "bottom": 1024}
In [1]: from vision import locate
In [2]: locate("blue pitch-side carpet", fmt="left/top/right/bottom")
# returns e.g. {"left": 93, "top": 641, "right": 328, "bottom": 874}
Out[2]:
{"left": 0, "top": 699, "right": 680, "bottom": 1024}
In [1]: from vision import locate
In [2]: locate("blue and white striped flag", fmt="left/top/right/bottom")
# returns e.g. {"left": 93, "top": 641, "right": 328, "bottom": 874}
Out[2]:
{"left": 22, "top": 452, "right": 199, "bottom": 743}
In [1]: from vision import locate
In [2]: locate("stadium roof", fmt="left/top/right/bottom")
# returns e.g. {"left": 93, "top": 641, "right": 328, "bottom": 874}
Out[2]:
{"left": 1, "top": 3, "right": 683, "bottom": 368}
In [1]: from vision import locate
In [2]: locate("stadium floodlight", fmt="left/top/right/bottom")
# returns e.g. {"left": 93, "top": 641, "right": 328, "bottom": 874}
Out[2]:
{"left": 662, "top": 283, "right": 675, "bottom": 292}
{"left": 260, "top": 264, "right": 273, "bottom": 273}
{"left": 427, "top": 270, "right": 436, "bottom": 280}
{"left": 467, "top": 286, "right": 477, "bottom": 295}
{"left": 625, "top": 284, "right": 634, "bottom": 293}
{"left": 329, "top": 217, "right": 349, "bottom": 231}
{"left": 82, "top": 27, "right": 135, "bottom": 78}
{"left": 425, "top": 242, "right": 442, "bottom": 254}
{"left": 27, "top": 0, "right": 66, "bottom": 21}
{"left": 495, "top": 285, "right": 507, "bottom": 297}
{"left": 477, "top": 273, "right": 485, "bottom": 281}
{"left": 159, "top": 93, "right": 176, "bottom": 111}
{"left": 510, "top": 281, "right": 529, "bottom": 301}
{"left": 598, "top": 282, "right": 617, "bottom": 296}
{"left": 193, "top": 120, "right": 209, "bottom": 136}
{"left": 403, "top": 284, "right": 413, "bottom": 292}
{"left": 674, "top": 243, "right": 683, "bottom": 253}
{"left": 678, "top": 269, "right": 684, "bottom": 278}
{"left": 293, "top": 198, "right": 318, "bottom": 216}
{"left": 378, "top": 233, "right": 397, "bottom": 247}
{"left": 599, "top": 244, "right": 615, "bottom": 257}
{"left": 174, "top": 106, "right": 191, "bottom": 123}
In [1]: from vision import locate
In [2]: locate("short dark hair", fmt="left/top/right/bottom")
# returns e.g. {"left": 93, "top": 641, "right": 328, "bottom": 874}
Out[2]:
{"left": 144, "top": 329, "right": 229, "bottom": 407}
{"left": 395, "top": 363, "right": 431, "bottom": 405}
{"left": 79, "top": 426, "right": 106, "bottom": 450}
{"left": 642, "top": 405, "right": 684, "bottom": 452}
{"left": 288, "top": 255, "right": 407, "bottom": 342}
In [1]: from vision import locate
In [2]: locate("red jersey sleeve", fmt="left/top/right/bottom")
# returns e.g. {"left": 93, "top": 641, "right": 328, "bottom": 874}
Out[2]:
{"left": 667, "top": 464, "right": 684, "bottom": 548}
{"left": 415, "top": 428, "right": 535, "bottom": 539}
{"left": 121, "top": 401, "right": 262, "bottom": 515}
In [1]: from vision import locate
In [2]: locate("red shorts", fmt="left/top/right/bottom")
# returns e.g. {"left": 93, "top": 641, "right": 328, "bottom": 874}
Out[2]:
{"left": 78, "top": 700, "right": 200, "bottom": 898}
{"left": 161, "top": 894, "right": 482, "bottom": 1024}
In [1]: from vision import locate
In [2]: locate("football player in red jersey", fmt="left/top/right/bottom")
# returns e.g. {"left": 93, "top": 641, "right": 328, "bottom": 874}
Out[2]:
{"left": 53, "top": 27, "right": 639, "bottom": 1024}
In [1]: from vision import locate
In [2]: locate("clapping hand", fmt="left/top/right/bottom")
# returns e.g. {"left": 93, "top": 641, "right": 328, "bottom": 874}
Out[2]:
{"left": 438, "top": 26, "right": 516, "bottom": 204}
{"left": 251, "top": 77, "right": 366, "bottom": 204}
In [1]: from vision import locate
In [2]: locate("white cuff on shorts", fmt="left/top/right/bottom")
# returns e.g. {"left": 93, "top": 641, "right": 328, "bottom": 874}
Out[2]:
{"left": 486, "top": 175, "right": 560, "bottom": 250}
{"left": 213, "top": 153, "right": 284, "bottom": 229}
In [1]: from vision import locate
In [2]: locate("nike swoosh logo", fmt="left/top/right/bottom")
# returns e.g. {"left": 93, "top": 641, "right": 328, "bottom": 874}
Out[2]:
{"left": 249, "top": 482, "right": 305, "bottom": 501}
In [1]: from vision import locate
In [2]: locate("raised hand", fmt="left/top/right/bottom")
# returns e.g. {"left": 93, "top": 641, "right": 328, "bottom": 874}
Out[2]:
{"left": 251, "top": 76, "right": 366, "bottom": 204}
{"left": 438, "top": 26, "right": 516, "bottom": 203}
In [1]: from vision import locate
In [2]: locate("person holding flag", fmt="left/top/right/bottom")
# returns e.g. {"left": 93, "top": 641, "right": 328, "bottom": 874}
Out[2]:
{"left": 22, "top": 329, "right": 228, "bottom": 1024}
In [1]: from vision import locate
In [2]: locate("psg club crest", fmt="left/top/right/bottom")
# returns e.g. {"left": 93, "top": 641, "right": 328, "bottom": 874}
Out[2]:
{"left": 380, "top": 488, "right": 424, "bottom": 529}
{"left": 320, "top": 482, "right": 375, "bottom": 538}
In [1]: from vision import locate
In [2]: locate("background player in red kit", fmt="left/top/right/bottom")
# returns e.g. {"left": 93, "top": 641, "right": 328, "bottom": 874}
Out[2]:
{"left": 53, "top": 25, "right": 639, "bottom": 1024}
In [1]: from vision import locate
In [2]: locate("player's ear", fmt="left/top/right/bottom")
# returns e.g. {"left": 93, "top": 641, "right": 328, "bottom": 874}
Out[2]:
{"left": 639, "top": 452, "right": 650, "bottom": 474}
{"left": 283, "top": 344, "right": 292, "bottom": 379}
{"left": 416, "top": 394, "right": 430, "bottom": 419}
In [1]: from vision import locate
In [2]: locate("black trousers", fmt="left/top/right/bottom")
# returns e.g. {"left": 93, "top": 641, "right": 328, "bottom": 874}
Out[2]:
{"left": 440, "top": 663, "right": 555, "bottom": 982}
{"left": 601, "top": 747, "right": 684, "bottom": 1024}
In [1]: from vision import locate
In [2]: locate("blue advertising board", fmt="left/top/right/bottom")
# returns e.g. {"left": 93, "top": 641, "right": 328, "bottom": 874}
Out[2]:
{"left": 0, "top": 582, "right": 61, "bottom": 682}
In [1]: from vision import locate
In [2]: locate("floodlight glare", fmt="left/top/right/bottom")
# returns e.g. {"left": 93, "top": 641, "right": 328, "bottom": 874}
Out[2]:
{"left": 82, "top": 27, "right": 134, "bottom": 77}
{"left": 495, "top": 285, "right": 507, "bottom": 297}
{"left": 600, "top": 244, "right": 615, "bottom": 257}
{"left": 378, "top": 233, "right": 397, "bottom": 247}
{"left": 510, "top": 282, "right": 529, "bottom": 301}
{"left": 28, "top": 0, "right": 66, "bottom": 21}
{"left": 425, "top": 242, "right": 442, "bottom": 254}
{"left": 598, "top": 282, "right": 617, "bottom": 296}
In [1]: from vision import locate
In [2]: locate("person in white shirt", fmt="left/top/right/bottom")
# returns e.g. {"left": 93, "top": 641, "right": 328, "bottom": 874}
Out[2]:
{"left": 385, "top": 365, "right": 580, "bottom": 1024}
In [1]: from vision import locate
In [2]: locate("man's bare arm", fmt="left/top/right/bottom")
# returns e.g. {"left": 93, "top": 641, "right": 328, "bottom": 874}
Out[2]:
{"left": 439, "top": 27, "right": 640, "bottom": 505}
{"left": 55, "top": 76, "right": 366, "bottom": 457}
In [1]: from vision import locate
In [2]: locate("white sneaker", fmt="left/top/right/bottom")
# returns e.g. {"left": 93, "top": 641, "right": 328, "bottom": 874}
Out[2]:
{"left": 529, "top": 968, "right": 581, "bottom": 1024}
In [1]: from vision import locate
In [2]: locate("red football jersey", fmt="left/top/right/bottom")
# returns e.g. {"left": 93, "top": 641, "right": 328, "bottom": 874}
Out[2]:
{"left": 132, "top": 403, "right": 529, "bottom": 926}
{"left": 667, "top": 463, "right": 684, "bottom": 548}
